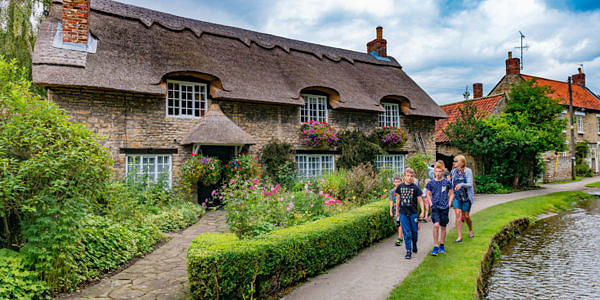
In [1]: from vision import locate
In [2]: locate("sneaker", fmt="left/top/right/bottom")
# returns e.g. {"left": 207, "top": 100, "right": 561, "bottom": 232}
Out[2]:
{"left": 431, "top": 246, "right": 439, "bottom": 256}
{"left": 405, "top": 251, "right": 412, "bottom": 259}
{"left": 439, "top": 244, "right": 446, "bottom": 254}
{"left": 395, "top": 238, "right": 403, "bottom": 246}
{"left": 412, "top": 244, "right": 418, "bottom": 253}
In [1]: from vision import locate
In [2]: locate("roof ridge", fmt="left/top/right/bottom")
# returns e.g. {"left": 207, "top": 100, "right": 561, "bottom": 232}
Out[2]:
{"left": 440, "top": 95, "right": 502, "bottom": 107}
{"left": 82, "top": 0, "right": 401, "bottom": 68}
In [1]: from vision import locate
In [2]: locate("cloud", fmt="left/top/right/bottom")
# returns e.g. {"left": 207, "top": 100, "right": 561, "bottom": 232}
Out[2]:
{"left": 118, "top": 0, "right": 600, "bottom": 104}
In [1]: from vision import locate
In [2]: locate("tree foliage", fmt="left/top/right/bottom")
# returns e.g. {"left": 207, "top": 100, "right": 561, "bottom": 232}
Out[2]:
{"left": 445, "top": 79, "right": 566, "bottom": 188}
{"left": 336, "top": 129, "right": 385, "bottom": 170}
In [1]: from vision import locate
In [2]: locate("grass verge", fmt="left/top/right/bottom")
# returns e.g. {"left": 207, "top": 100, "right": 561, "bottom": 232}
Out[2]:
{"left": 585, "top": 181, "right": 600, "bottom": 187}
{"left": 388, "top": 191, "right": 593, "bottom": 300}
{"left": 538, "top": 176, "right": 582, "bottom": 185}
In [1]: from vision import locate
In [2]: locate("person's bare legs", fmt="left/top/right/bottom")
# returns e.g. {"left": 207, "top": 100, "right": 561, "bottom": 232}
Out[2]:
{"left": 433, "top": 222, "right": 440, "bottom": 246}
{"left": 464, "top": 210, "right": 473, "bottom": 237}
{"left": 398, "top": 225, "right": 403, "bottom": 239}
{"left": 440, "top": 225, "right": 447, "bottom": 244}
{"left": 454, "top": 208, "right": 463, "bottom": 241}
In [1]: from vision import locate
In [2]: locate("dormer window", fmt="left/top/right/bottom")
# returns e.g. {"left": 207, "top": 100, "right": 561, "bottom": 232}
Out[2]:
{"left": 166, "top": 80, "right": 208, "bottom": 118}
{"left": 379, "top": 102, "right": 400, "bottom": 127}
{"left": 300, "top": 94, "right": 328, "bottom": 123}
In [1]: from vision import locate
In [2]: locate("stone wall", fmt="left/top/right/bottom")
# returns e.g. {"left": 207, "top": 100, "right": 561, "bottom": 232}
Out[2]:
{"left": 542, "top": 151, "right": 573, "bottom": 183}
{"left": 48, "top": 87, "right": 437, "bottom": 185}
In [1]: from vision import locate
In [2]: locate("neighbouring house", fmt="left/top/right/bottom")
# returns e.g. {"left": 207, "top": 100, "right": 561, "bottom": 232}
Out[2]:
{"left": 32, "top": 0, "right": 446, "bottom": 202}
{"left": 435, "top": 91, "right": 507, "bottom": 174}
{"left": 436, "top": 51, "right": 600, "bottom": 182}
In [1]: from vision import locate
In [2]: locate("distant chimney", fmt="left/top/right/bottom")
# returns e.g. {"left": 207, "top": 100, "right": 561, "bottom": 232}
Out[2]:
{"left": 473, "top": 83, "right": 483, "bottom": 98}
{"left": 367, "top": 26, "right": 387, "bottom": 57}
{"left": 62, "top": 0, "right": 90, "bottom": 44}
{"left": 506, "top": 51, "right": 520, "bottom": 75}
{"left": 572, "top": 68, "right": 585, "bottom": 87}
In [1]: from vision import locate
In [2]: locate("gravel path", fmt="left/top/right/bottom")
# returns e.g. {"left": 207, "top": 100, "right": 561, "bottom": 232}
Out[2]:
{"left": 282, "top": 177, "right": 600, "bottom": 300}
{"left": 61, "top": 210, "right": 228, "bottom": 300}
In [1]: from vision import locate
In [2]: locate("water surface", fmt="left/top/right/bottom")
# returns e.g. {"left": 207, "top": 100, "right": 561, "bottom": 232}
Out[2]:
{"left": 486, "top": 198, "right": 600, "bottom": 299}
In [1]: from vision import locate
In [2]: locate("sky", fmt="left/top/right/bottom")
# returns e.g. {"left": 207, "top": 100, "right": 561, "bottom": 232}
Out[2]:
{"left": 118, "top": 0, "right": 600, "bottom": 105}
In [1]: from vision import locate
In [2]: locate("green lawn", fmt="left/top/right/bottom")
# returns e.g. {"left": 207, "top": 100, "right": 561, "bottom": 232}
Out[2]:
{"left": 536, "top": 176, "right": 582, "bottom": 185}
{"left": 585, "top": 181, "right": 600, "bottom": 187}
{"left": 388, "top": 191, "right": 593, "bottom": 300}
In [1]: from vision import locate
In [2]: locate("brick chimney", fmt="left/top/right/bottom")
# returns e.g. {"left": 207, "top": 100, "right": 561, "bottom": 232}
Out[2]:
{"left": 62, "top": 0, "right": 90, "bottom": 44}
{"left": 506, "top": 51, "right": 520, "bottom": 75}
{"left": 367, "top": 26, "right": 387, "bottom": 57}
{"left": 572, "top": 68, "right": 585, "bottom": 87}
{"left": 473, "top": 83, "right": 483, "bottom": 99}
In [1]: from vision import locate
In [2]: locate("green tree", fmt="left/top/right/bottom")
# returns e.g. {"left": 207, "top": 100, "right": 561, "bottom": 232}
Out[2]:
{"left": 337, "top": 129, "right": 385, "bottom": 169}
{"left": 445, "top": 79, "right": 566, "bottom": 188}
{"left": 0, "top": 0, "right": 52, "bottom": 95}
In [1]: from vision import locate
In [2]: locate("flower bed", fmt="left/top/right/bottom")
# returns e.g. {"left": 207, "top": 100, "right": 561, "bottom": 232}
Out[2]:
{"left": 187, "top": 199, "right": 395, "bottom": 299}
{"left": 299, "top": 121, "right": 340, "bottom": 148}
{"left": 372, "top": 126, "right": 408, "bottom": 147}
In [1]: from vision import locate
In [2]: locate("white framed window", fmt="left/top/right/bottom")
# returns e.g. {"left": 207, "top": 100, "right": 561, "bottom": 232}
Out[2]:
{"left": 166, "top": 80, "right": 208, "bottom": 118}
{"left": 126, "top": 154, "right": 172, "bottom": 186}
{"left": 295, "top": 154, "right": 335, "bottom": 178}
{"left": 379, "top": 103, "right": 400, "bottom": 127}
{"left": 300, "top": 94, "right": 328, "bottom": 123}
{"left": 375, "top": 154, "right": 405, "bottom": 173}
{"left": 576, "top": 115, "right": 584, "bottom": 134}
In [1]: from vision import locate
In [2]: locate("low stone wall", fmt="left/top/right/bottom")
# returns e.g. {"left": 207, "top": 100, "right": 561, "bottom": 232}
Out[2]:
{"left": 543, "top": 152, "right": 572, "bottom": 183}
{"left": 476, "top": 217, "right": 530, "bottom": 300}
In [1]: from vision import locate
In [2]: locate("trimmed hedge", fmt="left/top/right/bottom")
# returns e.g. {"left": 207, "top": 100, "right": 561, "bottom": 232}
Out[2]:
{"left": 187, "top": 199, "right": 395, "bottom": 299}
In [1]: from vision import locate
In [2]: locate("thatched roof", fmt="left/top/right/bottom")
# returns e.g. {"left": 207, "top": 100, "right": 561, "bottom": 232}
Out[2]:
{"left": 181, "top": 103, "right": 256, "bottom": 145}
{"left": 33, "top": 0, "right": 446, "bottom": 118}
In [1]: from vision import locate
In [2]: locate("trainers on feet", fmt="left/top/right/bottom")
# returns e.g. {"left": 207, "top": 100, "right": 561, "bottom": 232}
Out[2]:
{"left": 431, "top": 246, "right": 439, "bottom": 256}
{"left": 412, "top": 244, "right": 418, "bottom": 253}
{"left": 405, "top": 251, "right": 412, "bottom": 259}
{"left": 439, "top": 244, "right": 446, "bottom": 254}
{"left": 395, "top": 238, "right": 403, "bottom": 246}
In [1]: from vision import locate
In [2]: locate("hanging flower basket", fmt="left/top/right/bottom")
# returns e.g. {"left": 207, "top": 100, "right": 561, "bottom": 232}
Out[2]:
{"left": 373, "top": 126, "right": 408, "bottom": 148}
{"left": 181, "top": 155, "right": 222, "bottom": 186}
{"left": 299, "top": 121, "right": 340, "bottom": 148}
{"left": 223, "top": 153, "right": 262, "bottom": 181}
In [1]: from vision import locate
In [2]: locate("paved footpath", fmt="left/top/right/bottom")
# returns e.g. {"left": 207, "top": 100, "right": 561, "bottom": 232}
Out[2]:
{"left": 62, "top": 210, "right": 228, "bottom": 300}
{"left": 283, "top": 177, "right": 600, "bottom": 300}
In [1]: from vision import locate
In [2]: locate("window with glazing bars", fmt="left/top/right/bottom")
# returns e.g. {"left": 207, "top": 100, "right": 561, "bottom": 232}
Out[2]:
{"left": 577, "top": 115, "right": 583, "bottom": 133}
{"left": 375, "top": 154, "right": 405, "bottom": 173}
{"left": 379, "top": 103, "right": 400, "bottom": 127}
{"left": 295, "top": 154, "right": 335, "bottom": 178}
{"left": 166, "top": 80, "right": 208, "bottom": 118}
{"left": 300, "top": 94, "right": 328, "bottom": 122}
{"left": 126, "top": 154, "right": 172, "bottom": 186}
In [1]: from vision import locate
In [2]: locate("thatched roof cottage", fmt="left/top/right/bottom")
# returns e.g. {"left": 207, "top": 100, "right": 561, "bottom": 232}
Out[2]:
{"left": 33, "top": 0, "right": 446, "bottom": 200}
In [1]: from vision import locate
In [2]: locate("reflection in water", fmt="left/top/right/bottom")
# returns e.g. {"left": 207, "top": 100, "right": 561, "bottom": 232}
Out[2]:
{"left": 486, "top": 198, "right": 600, "bottom": 299}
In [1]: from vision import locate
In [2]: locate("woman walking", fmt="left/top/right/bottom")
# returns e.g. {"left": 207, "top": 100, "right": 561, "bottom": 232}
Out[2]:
{"left": 451, "top": 155, "right": 474, "bottom": 242}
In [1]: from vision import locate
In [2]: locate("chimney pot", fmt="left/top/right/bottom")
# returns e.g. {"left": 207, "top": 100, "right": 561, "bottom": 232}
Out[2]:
{"left": 508, "top": 51, "right": 512, "bottom": 59}
{"left": 376, "top": 26, "right": 383, "bottom": 39}
{"left": 473, "top": 83, "right": 483, "bottom": 99}
{"left": 62, "top": 0, "right": 90, "bottom": 44}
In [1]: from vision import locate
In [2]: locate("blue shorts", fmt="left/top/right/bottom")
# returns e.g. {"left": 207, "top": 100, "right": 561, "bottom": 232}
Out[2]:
{"left": 431, "top": 208, "right": 449, "bottom": 226}
{"left": 452, "top": 200, "right": 472, "bottom": 212}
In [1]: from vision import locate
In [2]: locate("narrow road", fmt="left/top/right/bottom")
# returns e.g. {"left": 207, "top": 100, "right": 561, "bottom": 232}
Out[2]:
{"left": 61, "top": 210, "right": 228, "bottom": 299}
{"left": 283, "top": 177, "right": 600, "bottom": 300}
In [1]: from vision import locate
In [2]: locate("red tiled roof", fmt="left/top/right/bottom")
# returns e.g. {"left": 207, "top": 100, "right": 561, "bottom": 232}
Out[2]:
{"left": 435, "top": 95, "right": 503, "bottom": 143}
{"left": 521, "top": 75, "right": 600, "bottom": 111}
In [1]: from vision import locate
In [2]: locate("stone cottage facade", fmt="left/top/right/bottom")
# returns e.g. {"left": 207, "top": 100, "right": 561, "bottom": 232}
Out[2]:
{"left": 33, "top": 0, "right": 446, "bottom": 195}
{"left": 436, "top": 51, "right": 600, "bottom": 182}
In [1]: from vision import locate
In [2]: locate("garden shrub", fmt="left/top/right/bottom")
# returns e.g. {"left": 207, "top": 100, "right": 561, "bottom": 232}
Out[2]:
{"left": 339, "top": 163, "right": 382, "bottom": 205}
{"left": 575, "top": 142, "right": 593, "bottom": 177}
{"left": 474, "top": 175, "right": 511, "bottom": 194}
{"left": 406, "top": 152, "right": 431, "bottom": 185}
{"left": 187, "top": 199, "right": 395, "bottom": 299}
{"left": 223, "top": 153, "right": 262, "bottom": 181}
{"left": 260, "top": 139, "right": 296, "bottom": 188}
{"left": 337, "top": 129, "right": 384, "bottom": 169}
{"left": 178, "top": 155, "right": 222, "bottom": 200}
{"left": 0, "top": 249, "right": 48, "bottom": 299}
{"left": 149, "top": 201, "right": 206, "bottom": 232}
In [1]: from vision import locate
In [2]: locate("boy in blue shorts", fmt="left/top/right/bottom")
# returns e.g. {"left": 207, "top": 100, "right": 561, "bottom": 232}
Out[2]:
{"left": 389, "top": 176, "right": 404, "bottom": 246}
{"left": 395, "top": 168, "right": 424, "bottom": 259}
{"left": 425, "top": 162, "right": 454, "bottom": 256}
